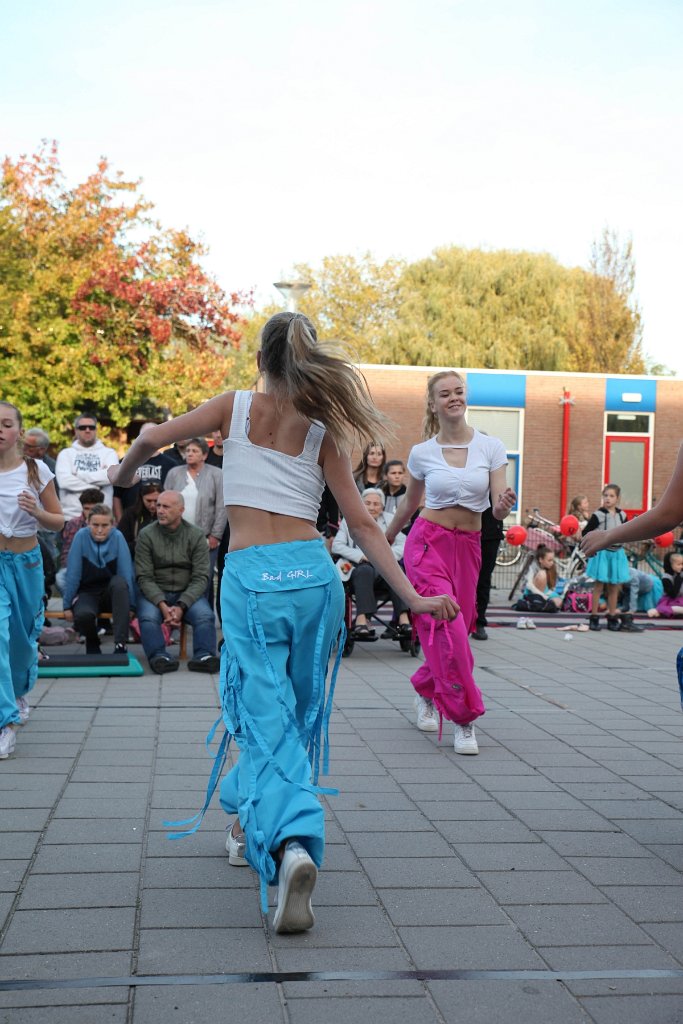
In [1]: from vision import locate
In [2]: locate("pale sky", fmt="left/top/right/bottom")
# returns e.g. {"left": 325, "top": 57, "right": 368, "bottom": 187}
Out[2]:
{"left": 3, "top": 0, "right": 682, "bottom": 373}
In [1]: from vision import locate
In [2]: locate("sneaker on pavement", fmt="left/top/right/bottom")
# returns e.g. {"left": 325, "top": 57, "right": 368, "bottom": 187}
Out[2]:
{"left": 273, "top": 840, "right": 317, "bottom": 934}
{"left": 0, "top": 725, "right": 16, "bottom": 759}
{"left": 114, "top": 642, "right": 128, "bottom": 655}
{"left": 516, "top": 617, "right": 528, "bottom": 629}
{"left": 188, "top": 654, "right": 220, "bottom": 673}
{"left": 525, "top": 619, "right": 537, "bottom": 629}
{"left": 471, "top": 625, "right": 488, "bottom": 641}
{"left": 453, "top": 722, "right": 479, "bottom": 755}
{"left": 225, "top": 823, "right": 248, "bottom": 866}
{"left": 16, "top": 697, "right": 30, "bottom": 725}
{"left": 414, "top": 694, "right": 438, "bottom": 732}
{"left": 150, "top": 655, "right": 179, "bottom": 674}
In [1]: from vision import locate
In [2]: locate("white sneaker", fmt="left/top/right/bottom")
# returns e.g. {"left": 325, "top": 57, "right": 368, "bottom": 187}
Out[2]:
{"left": 0, "top": 725, "right": 16, "bottom": 759}
{"left": 225, "top": 824, "right": 247, "bottom": 866}
{"left": 525, "top": 619, "right": 537, "bottom": 629}
{"left": 272, "top": 841, "right": 317, "bottom": 934}
{"left": 16, "top": 697, "right": 30, "bottom": 725}
{"left": 516, "top": 617, "right": 528, "bottom": 629}
{"left": 414, "top": 695, "right": 438, "bottom": 732}
{"left": 453, "top": 723, "right": 479, "bottom": 755}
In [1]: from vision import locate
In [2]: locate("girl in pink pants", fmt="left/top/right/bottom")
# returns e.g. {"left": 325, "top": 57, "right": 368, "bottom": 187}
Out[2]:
{"left": 386, "top": 371, "right": 516, "bottom": 754}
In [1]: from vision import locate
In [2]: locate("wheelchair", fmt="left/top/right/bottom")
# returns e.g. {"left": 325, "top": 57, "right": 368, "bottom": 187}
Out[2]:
{"left": 341, "top": 575, "right": 421, "bottom": 659}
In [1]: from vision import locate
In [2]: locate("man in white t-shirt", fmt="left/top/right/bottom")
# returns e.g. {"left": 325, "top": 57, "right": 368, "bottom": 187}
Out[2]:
{"left": 55, "top": 414, "right": 120, "bottom": 521}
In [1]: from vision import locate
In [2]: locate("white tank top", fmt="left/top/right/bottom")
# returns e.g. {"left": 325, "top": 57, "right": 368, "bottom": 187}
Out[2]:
{"left": 407, "top": 430, "right": 507, "bottom": 512}
{"left": 0, "top": 459, "right": 54, "bottom": 538}
{"left": 222, "top": 391, "right": 326, "bottom": 521}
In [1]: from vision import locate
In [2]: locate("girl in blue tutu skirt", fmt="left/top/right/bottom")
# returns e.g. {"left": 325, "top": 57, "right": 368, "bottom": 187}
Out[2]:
{"left": 583, "top": 484, "right": 632, "bottom": 632}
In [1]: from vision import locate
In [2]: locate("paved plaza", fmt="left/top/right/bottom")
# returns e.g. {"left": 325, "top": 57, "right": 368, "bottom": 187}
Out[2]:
{"left": 1, "top": 623, "right": 683, "bottom": 1023}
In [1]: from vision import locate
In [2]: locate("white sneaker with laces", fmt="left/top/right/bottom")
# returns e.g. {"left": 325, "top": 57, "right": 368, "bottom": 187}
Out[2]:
{"left": 453, "top": 723, "right": 479, "bottom": 755}
{"left": 414, "top": 694, "right": 438, "bottom": 732}
{"left": 516, "top": 617, "right": 528, "bottom": 629}
{"left": 525, "top": 619, "right": 537, "bottom": 629}
{"left": 16, "top": 697, "right": 30, "bottom": 725}
{"left": 273, "top": 841, "right": 317, "bottom": 934}
{"left": 225, "top": 824, "right": 247, "bottom": 866}
{"left": 0, "top": 725, "right": 16, "bottom": 759}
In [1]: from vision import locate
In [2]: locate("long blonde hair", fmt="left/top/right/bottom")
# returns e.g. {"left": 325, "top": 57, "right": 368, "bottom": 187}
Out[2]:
{"left": 0, "top": 400, "right": 42, "bottom": 491}
{"left": 259, "top": 312, "right": 391, "bottom": 451}
{"left": 421, "top": 371, "right": 466, "bottom": 439}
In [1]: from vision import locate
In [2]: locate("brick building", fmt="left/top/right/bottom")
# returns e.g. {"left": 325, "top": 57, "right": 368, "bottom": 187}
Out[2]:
{"left": 360, "top": 365, "right": 683, "bottom": 523}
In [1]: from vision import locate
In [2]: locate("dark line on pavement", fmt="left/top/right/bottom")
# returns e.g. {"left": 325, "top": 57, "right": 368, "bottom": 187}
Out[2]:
{"left": 3, "top": 968, "right": 683, "bottom": 992}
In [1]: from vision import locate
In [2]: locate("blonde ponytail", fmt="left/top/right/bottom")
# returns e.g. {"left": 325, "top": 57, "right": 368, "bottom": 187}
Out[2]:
{"left": 260, "top": 312, "right": 392, "bottom": 451}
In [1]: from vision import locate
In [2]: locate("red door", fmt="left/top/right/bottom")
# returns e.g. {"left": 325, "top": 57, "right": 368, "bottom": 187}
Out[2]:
{"left": 604, "top": 435, "right": 650, "bottom": 516}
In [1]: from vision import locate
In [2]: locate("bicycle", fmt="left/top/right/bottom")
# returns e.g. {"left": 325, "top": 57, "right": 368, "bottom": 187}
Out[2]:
{"left": 507, "top": 508, "right": 586, "bottom": 601}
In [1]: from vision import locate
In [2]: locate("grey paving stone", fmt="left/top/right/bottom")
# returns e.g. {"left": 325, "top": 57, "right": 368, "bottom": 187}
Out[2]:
{"left": 616, "top": 819, "right": 683, "bottom": 845}
{"left": 345, "top": 830, "right": 454, "bottom": 858}
{"left": 53, "top": 797, "right": 149, "bottom": 818}
{"left": 1, "top": 809, "right": 52, "bottom": 831}
{"left": 361, "top": 856, "right": 477, "bottom": 888}
{"left": 428, "top": 980, "right": 589, "bottom": 1024}
{"left": 511, "top": 808, "right": 618, "bottom": 831}
{"left": 580, "top": 994, "right": 683, "bottom": 1024}
{"left": 0, "top": 833, "right": 41, "bottom": 860}
{"left": 0, "top": 1007, "right": 127, "bottom": 1023}
{"left": 565, "top": 976, "right": 683, "bottom": 997}
{"left": 140, "top": 887, "right": 261, "bottom": 928}
{"left": 332, "top": 810, "right": 430, "bottom": 831}
{"left": 419, "top": 800, "right": 514, "bottom": 821}
{"left": 478, "top": 870, "right": 606, "bottom": 905}
{"left": 281, "top": 979, "right": 424, "bottom": 998}
{"left": 559, "top": 782, "right": 651, "bottom": 800}
{"left": 539, "top": 831, "right": 651, "bottom": 857}
{"left": 641, "top": 922, "right": 683, "bottom": 956}
{"left": 275, "top": 945, "right": 414, "bottom": 973}
{"left": 438, "top": 820, "right": 540, "bottom": 843}
{"left": 491, "top": 791, "right": 585, "bottom": 810}
{"left": 506, "top": 903, "right": 650, "bottom": 946}
{"left": 43, "top": 818, "right": 145, "bottom": 844}
{"left": 1, "top": 907, "right": 135, "bottom": 953}
{"left": 0, "top": 986, "right": 129, "bottom": 1009}
{"left": 32, "top": 844, "right": 141, "bottom": 874}
{"left": 61, "top": 782, "right": 151, "bottom": 800}
{"left": 378, "top": 887, "right": 509, "bottom": 926}
{"left": 142, "top": 855, "right": 256, "bottom": 890}
{"left": 136, "top": 927, "right": 274, "bottom": 974}
{"left": 567, "top": 857, "right": 683, "bottom": 886}
{"left": 452, "top": 842, "right": 569, "bottom": 871}
{"left": 285, "top": 996, "right": 439, "bottom": 1024}
{"left": 132, "top": 984, "right": 285, "bottom": 1024}
{"left": 584, "top": 799, "right": 681, "bottom": 819}
{"left": 18, "top": 872, "right": 139, "bottom": 910}
{"left": 0, "top": 950, "right": 132, "bottom": 981}
{"left": 268, "top": 904, "right": 398, "bottom": 948}
{"left": 648, "top": 845, "right": 683, "bottom": 871}
{"left": 0, "top": 861, "right": 30, "bottom": 891}
{"left": 398, "top": 924, "right": 543, "bottom": 969}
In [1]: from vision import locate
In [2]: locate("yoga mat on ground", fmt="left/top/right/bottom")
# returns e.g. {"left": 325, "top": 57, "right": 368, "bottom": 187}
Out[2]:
{"left": 38, "top": 655, "right": 145, "bottom": 677}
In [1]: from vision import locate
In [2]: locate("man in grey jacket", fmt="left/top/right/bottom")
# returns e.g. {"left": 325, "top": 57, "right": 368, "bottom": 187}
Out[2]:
{"left": 134, "top": 491, "right": 220, "bottom": 674}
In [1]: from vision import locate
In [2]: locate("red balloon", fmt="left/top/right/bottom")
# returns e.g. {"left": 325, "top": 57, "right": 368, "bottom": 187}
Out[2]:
{"left": 506, "top": 525, "right": 528, "bottom": 547}
{"left": 560, "top": 514, "right": 580, "bottom": 537}
{"left": 654, "top": 532, "right": 675, "bottom": 548}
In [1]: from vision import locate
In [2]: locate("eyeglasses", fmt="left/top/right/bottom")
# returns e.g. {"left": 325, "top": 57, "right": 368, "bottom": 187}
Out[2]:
{"left": 76, "top": 425, "right": 96, "bottom": 431}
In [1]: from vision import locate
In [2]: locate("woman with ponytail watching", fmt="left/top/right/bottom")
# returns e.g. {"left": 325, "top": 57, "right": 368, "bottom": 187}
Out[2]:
{"left": 386, "top": 372, "right": 516, "bottom": 753}
{"left": 0, "top": 401, "right": 64, "bottom": 759}
{"left": 109, "top": 312, "right": 457, "bottom": 934}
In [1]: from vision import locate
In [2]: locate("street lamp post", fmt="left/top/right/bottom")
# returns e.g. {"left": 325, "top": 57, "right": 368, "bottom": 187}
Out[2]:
{"left": 274, "top": 280, "right": 311, "bottom": 312}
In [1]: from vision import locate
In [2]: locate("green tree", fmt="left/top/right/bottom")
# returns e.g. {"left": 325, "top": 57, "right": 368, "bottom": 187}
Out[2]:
{"left": 0, "top": 142, "right": 247, "bottom": 437}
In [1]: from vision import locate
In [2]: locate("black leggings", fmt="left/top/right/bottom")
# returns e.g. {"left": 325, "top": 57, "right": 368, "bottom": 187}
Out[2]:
{"left": 73, "top": 576, "right": 130, "bottom": 650}
{"left": 350, "top": 562, "right": 408, "bottom": 619}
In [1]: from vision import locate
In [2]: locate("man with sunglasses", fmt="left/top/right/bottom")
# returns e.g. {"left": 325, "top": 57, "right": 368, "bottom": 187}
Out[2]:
{"left": 55, "top": 414, "right": 120, "bottom": 522}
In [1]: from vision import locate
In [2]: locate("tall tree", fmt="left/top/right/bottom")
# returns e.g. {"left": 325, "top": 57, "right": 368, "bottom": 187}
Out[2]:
{"left": 0, "top": 142, "right": 247, "bottom": 437}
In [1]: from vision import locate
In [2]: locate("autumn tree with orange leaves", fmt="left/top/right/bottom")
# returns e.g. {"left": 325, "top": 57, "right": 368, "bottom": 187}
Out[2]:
{"left": 0, "top": 142, "right": 248, "bottom": 438}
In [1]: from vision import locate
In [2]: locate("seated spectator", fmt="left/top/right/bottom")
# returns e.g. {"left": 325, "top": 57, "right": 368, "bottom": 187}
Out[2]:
{"left": 55, "top": 487, "right": 105, "bottom": 594}
{"left": 382, "top": 459, "right": 407, "bottom": 516}
{"left": 655, "top": 552, "right": 683, "bottom": 618}
{"left": 134, "top": 490, "right": 220, "bottom": 674}
{"left": 112, "top": 422, "right": 175, "bottom": 520}
{"left": 515, "top": 545, "right": 563, "bottom": 613}
{"left": 332, "top": 487, "right": 410, "bottom": 637}
{"left": 165, "top": 437, "right": 226, "bottom": 607}
{"left": 62, "top": 504, "right": 135, "bottom": 655}
{"left": 353, "top": 442, "right": 386, "bottom": 493}
{"left": 620, "top": 567, "right": 663, "bottom": 623}
{"left": 55, "top": 414, "right": 119, "bottom": 521}
{"left": 118, "top": 482, "right": 161, "bottom": 557}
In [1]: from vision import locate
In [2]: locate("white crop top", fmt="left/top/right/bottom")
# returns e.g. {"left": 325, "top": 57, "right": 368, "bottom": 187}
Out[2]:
{"left": 0, "top": 459, "right": 54, "bottom": 538}
{"left": 222, "top": 391, "right": 326, "bottom": 520}
{"left": 407, "top": 430, "right": 507, "bottom": 512}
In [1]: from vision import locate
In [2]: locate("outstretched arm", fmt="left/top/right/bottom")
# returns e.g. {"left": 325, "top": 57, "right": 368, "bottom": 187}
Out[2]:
{"left": 322, "top": 441, "right": 458, "bottom": 621}
{"left": 582, "top": 443, "right": 683, "bottom": 557}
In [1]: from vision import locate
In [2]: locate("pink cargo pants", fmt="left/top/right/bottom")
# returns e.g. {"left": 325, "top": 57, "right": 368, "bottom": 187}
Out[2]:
{"left": 403, "top": 517, "right": 485, "bottom": 726}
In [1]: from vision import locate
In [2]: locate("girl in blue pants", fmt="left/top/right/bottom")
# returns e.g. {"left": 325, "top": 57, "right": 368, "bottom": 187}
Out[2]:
{"left": 111, "top": 313, "right": 457, "bottom": 933}
{"left": 0, "top": 402, "right": 64, "bottom": 759}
